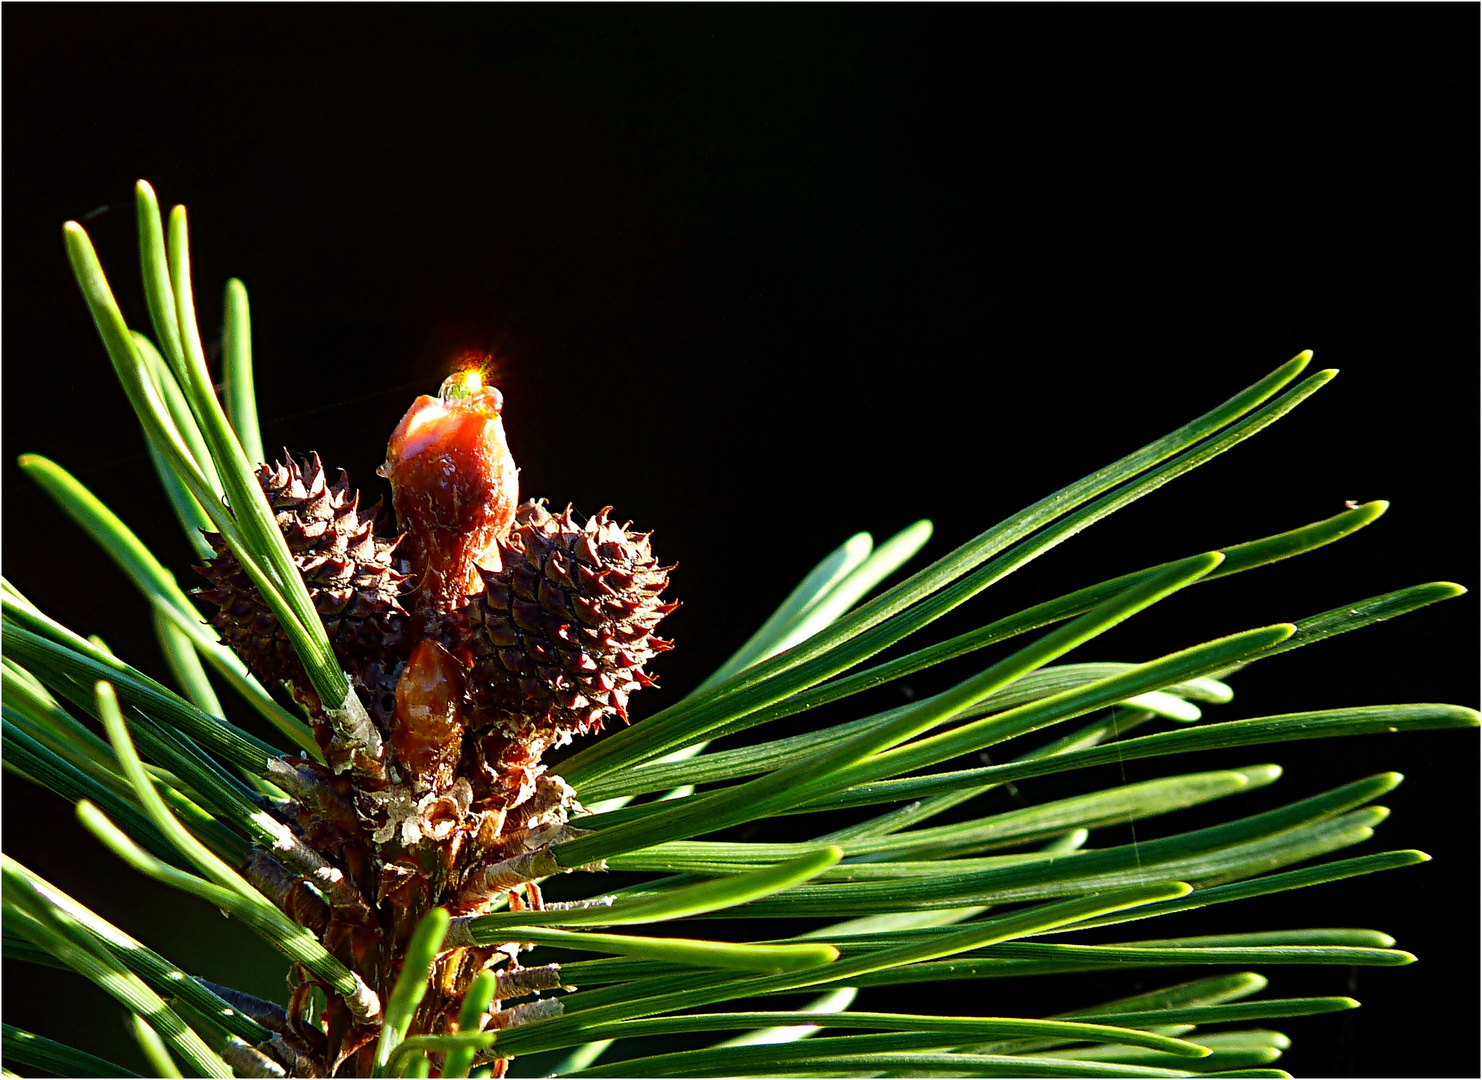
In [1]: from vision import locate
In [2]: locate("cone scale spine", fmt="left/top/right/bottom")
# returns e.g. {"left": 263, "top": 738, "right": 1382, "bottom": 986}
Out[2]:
{"left": 196, "top": 371, "right": 674, "bottom": 1075}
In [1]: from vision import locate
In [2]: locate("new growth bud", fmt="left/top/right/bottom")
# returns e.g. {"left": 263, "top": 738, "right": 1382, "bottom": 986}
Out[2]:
{"left": 391, "top": 639, "right": 466, "bottom": 790}
{"left": 381, "top": 371, "right": 519, "bottom": 622}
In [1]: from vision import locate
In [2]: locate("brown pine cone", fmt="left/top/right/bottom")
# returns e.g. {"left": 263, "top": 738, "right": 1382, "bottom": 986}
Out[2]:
{"left": 195, "top": 453, "right": 413, "bottom": 726}
{"left": 460, "top": 500, "right": 676, "bottom": 743}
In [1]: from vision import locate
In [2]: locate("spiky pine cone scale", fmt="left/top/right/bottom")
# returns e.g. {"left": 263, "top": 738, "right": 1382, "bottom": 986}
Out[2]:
{"left": 195, "top": 453, "right": 412, "bottom": 726}
{"left": 462, "top": 500, "right": 675, "bottom": 742}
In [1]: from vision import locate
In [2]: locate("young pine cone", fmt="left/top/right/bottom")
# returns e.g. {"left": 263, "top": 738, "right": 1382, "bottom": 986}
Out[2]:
{"left": 194, "top": 454, "right": 412, "bottom": 727}
{"left": 460, "top": 500, "right": 677, "bottom": 743}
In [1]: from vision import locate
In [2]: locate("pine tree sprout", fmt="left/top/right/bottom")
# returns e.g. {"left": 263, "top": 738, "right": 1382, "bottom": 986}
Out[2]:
{"left": 1, "top": 181, "right": 1475, "bottom": 1079}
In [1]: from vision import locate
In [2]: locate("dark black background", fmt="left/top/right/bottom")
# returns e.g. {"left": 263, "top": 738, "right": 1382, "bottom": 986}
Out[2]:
{"left": 4, "top": 7, "right": 1477, "bottom": 1078}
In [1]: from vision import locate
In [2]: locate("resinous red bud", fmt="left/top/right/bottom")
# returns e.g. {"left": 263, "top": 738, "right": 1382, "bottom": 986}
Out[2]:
{"left": 381, "top": 376, "right": 519, "bottom": 620}
{"left": 391, "top": 639, "right": 466, "bottom": 789}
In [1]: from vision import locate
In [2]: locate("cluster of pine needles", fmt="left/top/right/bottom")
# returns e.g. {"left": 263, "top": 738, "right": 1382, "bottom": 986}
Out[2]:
{"left": 1, "top": 181, "right": 1476, "bottom": 1078}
